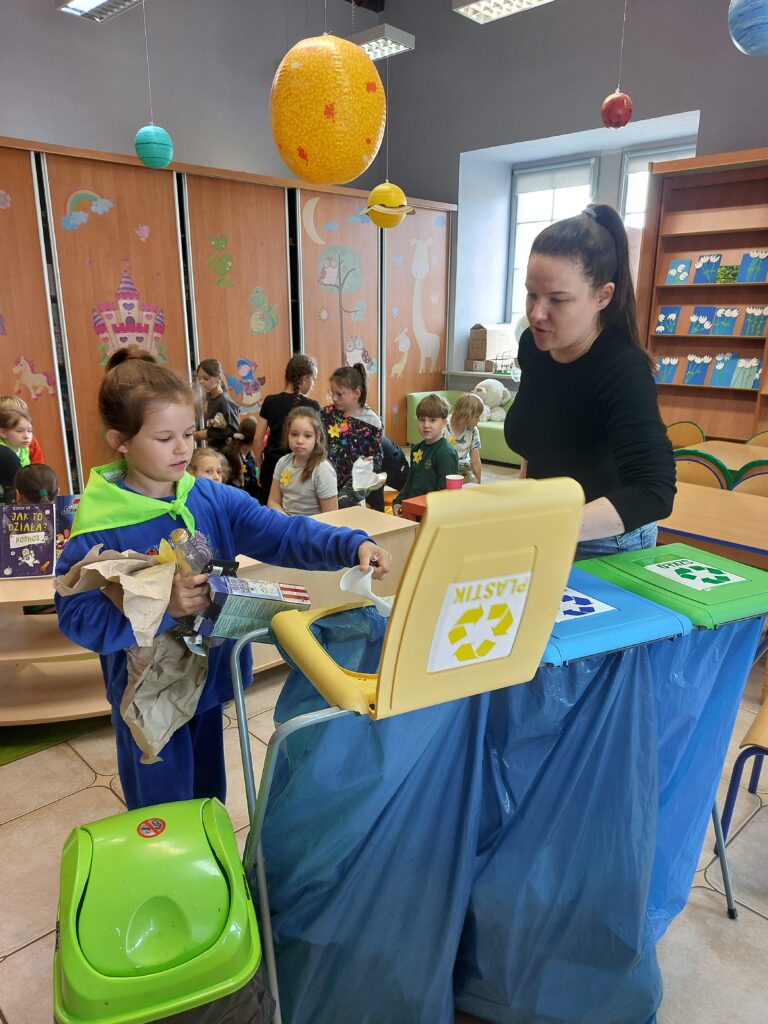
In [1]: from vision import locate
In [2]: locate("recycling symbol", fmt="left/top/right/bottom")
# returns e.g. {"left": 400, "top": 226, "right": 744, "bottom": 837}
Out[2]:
{"left": 561, "top": 593, "right": 596, "bottom": 617}
{"left": 674, "top": 564, "right": 732, "bottom": 586}
{"left": 448, "top": 603, "right": 514, "bottom": 662}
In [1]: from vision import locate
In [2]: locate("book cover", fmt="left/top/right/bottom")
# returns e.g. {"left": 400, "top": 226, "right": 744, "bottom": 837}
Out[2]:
{"left": 55, "top": 494, "right": 80, "bottom": 560}
{"left": 688, "top": 307, "right": 716, "bottom": 335}
{"left": 683, "top": 354, "right": 711, "bottom": 385}
{"left": 716, "top": 264, "right": 739, "bottom": 284}
{"left": 709, "top": 353, "right": 738, "bottom": 387}
{"left": 737, "top": 251, "right": 768, "bottom": 284}
{"left": 0, "top": 503, "right": 55, "bottom": 578}
{"left": 741, "top": 305, "right": 768, "bottom": 337}
{"left": 711, "top": 307, "right": 740, "bottom": 336}
{"left": 664, "top": 259, "right": 690, "bottom": 285}
{"left": 653, "top": 356, "right": 678, "bottom": 384}
{"left": 654, "top": 306, "right": 681, "bottom": 334}
{"left": 753, "top": 358, "right": 763, "bottom": 390}
{"left": 693, "top": 254, "right": 721, "bottom": 284}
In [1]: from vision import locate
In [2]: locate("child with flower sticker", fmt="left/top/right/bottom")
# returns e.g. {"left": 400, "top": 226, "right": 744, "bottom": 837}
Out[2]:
{"left": 321, "top": 363, "right": 383, "bottom": 508}
{"left": 268, "top": 407, "right": 337, "bottom": 515}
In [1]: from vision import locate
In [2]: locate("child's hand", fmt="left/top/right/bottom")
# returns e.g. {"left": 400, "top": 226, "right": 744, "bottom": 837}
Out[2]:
{"left": 167, "top": 573, "right": 210, "bottom": 619}
{"left": 392, "top": 503, "right": 402, "bottom": 518}
{"left": 357, "top": 542, "right": 391, "bottom": 580}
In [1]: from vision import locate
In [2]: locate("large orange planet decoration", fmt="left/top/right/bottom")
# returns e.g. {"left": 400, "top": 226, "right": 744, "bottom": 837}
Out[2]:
{"left": 600, "top": 90, "right": 633, "bottom": 129}
{"left": 270, "top": 35, "right": 386, "bottom": 185}
{"left": 364, "top": 181, "right": 414, "bottom": 229}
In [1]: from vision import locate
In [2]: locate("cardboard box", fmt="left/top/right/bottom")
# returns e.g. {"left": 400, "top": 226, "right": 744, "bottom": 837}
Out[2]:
{"left": 195, "top": 576, "right": 310, "bottom": 639}
{"left": 464, "top": 359, "right": 495, "bottom": 372}
{"left": 467, "top": 323, "right": 517, "bottom": 361}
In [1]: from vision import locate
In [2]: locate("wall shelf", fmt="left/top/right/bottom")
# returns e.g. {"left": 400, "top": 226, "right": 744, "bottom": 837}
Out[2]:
{"left": 637, "top": 151, "right": 768, "bottom": 442}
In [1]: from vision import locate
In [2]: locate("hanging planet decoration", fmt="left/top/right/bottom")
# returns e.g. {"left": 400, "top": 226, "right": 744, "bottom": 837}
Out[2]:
{"left": 728, "top": 0, "right": 768, "bottom": 55}
{"left": 135, "top": 124, "right": 174, "bottom": 169}
{"left": 270, "top": 35, "right": 386, "bottom": 185}
{"left": 600, "top": 90, "right": 633, "bottom": 129}
{"left": 363, "top": 181, "right": 415, "bottom": 229}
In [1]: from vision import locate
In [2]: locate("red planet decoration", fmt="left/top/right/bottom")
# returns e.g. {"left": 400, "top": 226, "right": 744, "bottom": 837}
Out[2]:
{"left": 600, "top": 90, "right": 633, "bottom": 129}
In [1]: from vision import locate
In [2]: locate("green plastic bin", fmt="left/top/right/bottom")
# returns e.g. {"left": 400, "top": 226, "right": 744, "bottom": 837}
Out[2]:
{"left": 575, "top": 542, "right": 768, "bottom": 628}
{"left": 54, "top": 798, "right": 273, "bottom": 1024}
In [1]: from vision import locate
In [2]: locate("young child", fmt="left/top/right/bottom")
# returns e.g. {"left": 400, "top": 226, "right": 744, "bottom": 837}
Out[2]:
{"left": 0, "top": 397, "right": 44, "bottom": 463}
{"left": 393, "top": 394, "right": 459, "bottom": 517}
{"left": 321, "top": 363, "right": 383, "bottom": 508}
{"left": 55, "top": 360, "right": 390, "bottom": 811}
{"left": 194, "top": 359, "right": 241, "bottom": 450}
{"left": 253, "top": 355, "right": 319, "bottom": 505}
{"left": 221, "top": 417, "right": 259, "bottom": 496}
{"left": 445, "top": 393, "right": 484, "bottom": 484}
{"left": 268, "top": 407, "right": 338, "bottom": 516}
{"left": 15, "top": 463, "right": 58, "bottom": 503}
{"left": 104, "top": 345, "right": 158, "bottom": 373}
{"left": 0, "top": 408, "right": 34, "bottom": 468}
{"left": 188, "top": 447, "right": 225, "bottom": 484}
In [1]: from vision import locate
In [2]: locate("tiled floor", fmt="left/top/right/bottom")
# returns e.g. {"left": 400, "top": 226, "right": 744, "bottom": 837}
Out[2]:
{"left": 0, "top": 463, "right": 766, "bottom": 1023}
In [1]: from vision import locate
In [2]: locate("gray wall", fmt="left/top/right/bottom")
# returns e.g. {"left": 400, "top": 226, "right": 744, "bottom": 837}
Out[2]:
{"left": 383, "top": 0, "right": 768, "bottom": 203}
{"left": 0, "top": 0, "right": 376, "bottom": 178}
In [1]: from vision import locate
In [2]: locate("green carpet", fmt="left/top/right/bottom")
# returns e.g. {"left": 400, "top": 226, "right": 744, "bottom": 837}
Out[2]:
{"left": 0, "top": 717, "right": 110, "bottom": 767}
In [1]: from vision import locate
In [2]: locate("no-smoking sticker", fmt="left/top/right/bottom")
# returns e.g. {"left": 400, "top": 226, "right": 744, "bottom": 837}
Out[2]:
{"left": 137, "top": 817, "right": 166, "bottom": 839}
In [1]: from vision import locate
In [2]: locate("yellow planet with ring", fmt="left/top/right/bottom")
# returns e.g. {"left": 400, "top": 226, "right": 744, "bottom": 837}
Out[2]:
{"left": 364, "top": 181, "right": 415, "bottom": 229}
{"left": 270, "top": 34, "right": 386, "bottom": 185}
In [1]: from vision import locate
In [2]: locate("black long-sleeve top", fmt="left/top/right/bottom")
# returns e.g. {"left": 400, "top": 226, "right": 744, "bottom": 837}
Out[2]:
{"left": 203, "top": 391, "right": 241, "bottom": 449}
{"left": 504, "top": 326, "right": 675, "bottom": 533}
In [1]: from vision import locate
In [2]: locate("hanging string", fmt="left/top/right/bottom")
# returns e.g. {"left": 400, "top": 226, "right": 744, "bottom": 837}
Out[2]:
{"left": 351, "top": 0, "right": 357, "bottom": 34}
{"left": 324, "top": 0, "right": 328, "bottom": 34}
{"left": 142, "top": 0, "right": 155, "bottom": 124}
{"left": 616, "top": 0, "right": 629, "bottom": 91}
{"left": 385, "top": 56, "right": 390, "bottom": 182}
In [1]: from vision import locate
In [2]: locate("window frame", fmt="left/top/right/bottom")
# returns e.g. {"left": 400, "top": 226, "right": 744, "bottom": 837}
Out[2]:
{"left": 504, "top": 157, "right": 597, "bottom": 324}
{"left": 618, "top": 141, "right": 698, "bottom": 222}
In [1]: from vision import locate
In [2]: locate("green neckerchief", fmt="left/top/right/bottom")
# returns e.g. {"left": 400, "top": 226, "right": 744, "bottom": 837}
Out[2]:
{"left": 70, "top": 460, "right": 196, "bottom": 539}
{"left": 0, "top": 439, "right": 29, "bottom": 468}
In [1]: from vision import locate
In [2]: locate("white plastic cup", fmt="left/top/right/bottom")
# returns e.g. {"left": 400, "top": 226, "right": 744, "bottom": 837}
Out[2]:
{"left": 445, "top": 475, "right": 464, "bottom": 490}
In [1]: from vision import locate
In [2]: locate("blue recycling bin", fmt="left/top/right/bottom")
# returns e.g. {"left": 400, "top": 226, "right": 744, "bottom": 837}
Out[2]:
{"left": 577, "top": 544, "right": 768, "bottom": 937}
{"left": 453, "top": 568, "right": 693, "bottom": 1024}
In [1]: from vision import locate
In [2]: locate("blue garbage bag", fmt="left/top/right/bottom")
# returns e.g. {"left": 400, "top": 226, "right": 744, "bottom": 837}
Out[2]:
{"left": 645, "top": 617, "right": 764, "bottom": 939}
{"left": 454, "top": 646, "right": 663, "bottom": 1024}
{"left": 259, "top": 606, "right": 490, "bottom": 1024}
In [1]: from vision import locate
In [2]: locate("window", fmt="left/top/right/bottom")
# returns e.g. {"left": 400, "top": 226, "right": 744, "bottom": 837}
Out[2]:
{"left": 621, "top": 146, "right": 697, "bottom": 229}
{"left": 506, "top": 161, "right": 594, "bottom": 327}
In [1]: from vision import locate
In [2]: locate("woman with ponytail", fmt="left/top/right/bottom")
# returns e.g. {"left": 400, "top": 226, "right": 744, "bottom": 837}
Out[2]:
{"left": 504, "top": 203, "right": 675, "bottom": 558}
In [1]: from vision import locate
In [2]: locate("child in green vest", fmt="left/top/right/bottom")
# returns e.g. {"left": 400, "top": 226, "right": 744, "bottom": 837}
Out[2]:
{"left": 0, "top": 408, "right": 33, "bottom": 468}
{"left": 393, "top": 394, "right": 459, "bottom": 517}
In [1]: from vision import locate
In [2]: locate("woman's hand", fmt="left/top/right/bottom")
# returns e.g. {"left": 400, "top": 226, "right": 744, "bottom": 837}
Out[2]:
{"left": 392, "top": 503, "right": 403, "bottom": 518}
{"left": 357, "top": 541, "right": 391, "bottom": 580}
{"left": 167, "top": 573, "right": 210, "bottom": 619}
{"left": 194, "top": 429, "right": 207, "bottom": 441}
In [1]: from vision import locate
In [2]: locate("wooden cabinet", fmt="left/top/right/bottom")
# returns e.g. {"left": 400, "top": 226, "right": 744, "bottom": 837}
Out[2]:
{"left": 636, "top": 149, "right": 768, "bottom": 441}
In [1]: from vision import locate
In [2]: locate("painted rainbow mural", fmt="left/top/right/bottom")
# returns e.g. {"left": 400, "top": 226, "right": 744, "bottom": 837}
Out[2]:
{"left": 61, "top": 189, "right": 114, "bottom": 231}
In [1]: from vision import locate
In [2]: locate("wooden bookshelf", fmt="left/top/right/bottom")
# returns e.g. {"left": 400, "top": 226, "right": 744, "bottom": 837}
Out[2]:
{"left": 637, "top": 149, "right": 768, "bottom": 441}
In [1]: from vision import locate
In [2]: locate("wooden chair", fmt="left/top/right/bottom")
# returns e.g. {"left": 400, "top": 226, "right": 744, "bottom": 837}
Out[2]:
{"left": 666, "top": 420, "right": 706, "bottom": 450}
{"left": 747, "top": 430, "right": 768, "bottom": 448}
{"left": 674, "top": 450, "right": 733, "bottom": 489}
{"left": 731, "top": 459, "right": 768, "bottom": 496}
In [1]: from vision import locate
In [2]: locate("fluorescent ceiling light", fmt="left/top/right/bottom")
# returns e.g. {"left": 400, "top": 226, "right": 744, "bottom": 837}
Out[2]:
{"left": 347, "top": 23, "right": 415, "bottom": 60}
{"left": 453, "top": 0, "right": 557, "bottom": 24}
{"left": 56, "top": 0, "right": 144, "bottom": 22}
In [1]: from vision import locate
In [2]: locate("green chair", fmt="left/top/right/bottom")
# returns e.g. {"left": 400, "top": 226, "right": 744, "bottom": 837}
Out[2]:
{"left": 674, "top": 449, "right": 733, "bottom": 489}
{"left": 666, "top": 420, "right": 705, "bottom": 449}
{"left": 731, "top": 459, "right": 768, "bottom": 496}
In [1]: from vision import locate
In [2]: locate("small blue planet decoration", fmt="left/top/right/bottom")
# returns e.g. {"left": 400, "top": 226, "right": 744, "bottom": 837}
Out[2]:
{"left": 134, "top": 124, "right": 174, "bottom": 169}
{"left": 728, "top": 0, "right": 768, "bottom": 55}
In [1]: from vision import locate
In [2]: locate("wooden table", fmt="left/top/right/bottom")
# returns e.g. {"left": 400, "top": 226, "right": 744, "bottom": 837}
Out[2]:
{"left": 0, "top": 508, "right": 417, "bottom": 726}
{"left": 686, "top": 440, "right": 768, "bottom": 474}
{"left": 658, "top": 481, "right": 768, "bottom": 570}
{"left": 400, "top": 493, "right": 429, "bottom": 521}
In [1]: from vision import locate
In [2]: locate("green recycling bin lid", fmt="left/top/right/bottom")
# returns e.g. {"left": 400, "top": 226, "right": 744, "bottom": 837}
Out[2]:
{"left": 54, "top": 798, "right": 262, "bottom": 1024}
{"left": 575, "top": 543, "right": 768, "bottom": 629}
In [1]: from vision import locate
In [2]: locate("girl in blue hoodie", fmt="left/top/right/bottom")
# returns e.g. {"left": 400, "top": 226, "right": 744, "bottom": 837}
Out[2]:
{"left": 55, "top": 360, "right": 390, "bottom": 810}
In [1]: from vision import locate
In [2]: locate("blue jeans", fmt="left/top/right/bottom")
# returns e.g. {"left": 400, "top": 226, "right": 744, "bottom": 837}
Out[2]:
{"left": 574, "top": 522, "right": 658, "bottom": 561}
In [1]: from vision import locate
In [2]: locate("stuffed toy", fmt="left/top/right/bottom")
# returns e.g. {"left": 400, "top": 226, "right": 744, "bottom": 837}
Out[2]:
{"left": 473, "top": 378, "right": 511, "bottom": 422}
